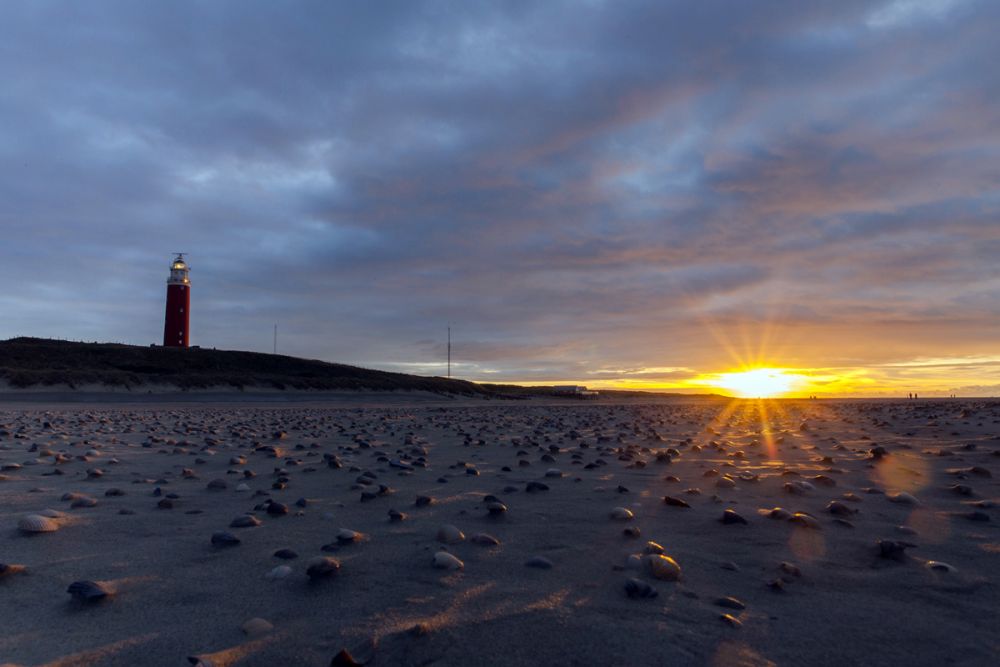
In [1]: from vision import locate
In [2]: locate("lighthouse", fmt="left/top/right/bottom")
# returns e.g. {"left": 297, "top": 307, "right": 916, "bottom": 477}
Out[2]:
{"left": 163, "top": 253, "right": 191, "bottom": 347}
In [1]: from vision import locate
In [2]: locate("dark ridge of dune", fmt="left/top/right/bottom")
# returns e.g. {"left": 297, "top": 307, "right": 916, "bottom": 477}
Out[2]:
{"left": 0, "top": 337, "right": 720, "bottom": 399}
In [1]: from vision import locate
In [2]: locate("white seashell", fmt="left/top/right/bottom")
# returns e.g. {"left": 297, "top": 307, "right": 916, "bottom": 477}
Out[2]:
{"left": 18, "top": 514, "right": 59, "bottom": 533}
{"left": 715, "top": 476, "right": 737, "bottom": 489}
{"left": 610, "top": 507, "right": 634, "bottom": 521}
{"left": 436, "top": 524, "right": 465, "bottom": 544}
{"left": 39, "top": 509, "right": 65, "bottom": 518}
{"left": 626, "top": 554, "right": 643, "bottom": 569}
{"left": 433, "top": 551, "right": 464, "bottom": 570}
{"left": 236, "top": 483, "right": 250, "bottom": 492}
{"left": 265, "top": 565, "right": 292, "bottom": 580}
{"left": 644, "top": 554, "right": 682, "bottom": 581}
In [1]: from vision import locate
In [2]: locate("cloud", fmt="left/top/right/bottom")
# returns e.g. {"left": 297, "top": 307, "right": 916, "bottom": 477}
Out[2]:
{"left": 0, "top": 0, "right": 997, "bottom": 393}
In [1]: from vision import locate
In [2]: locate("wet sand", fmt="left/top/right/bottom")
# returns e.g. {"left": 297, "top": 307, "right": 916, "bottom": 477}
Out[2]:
{"left": 1, "top": 396, "right": 997, "bottom": 666}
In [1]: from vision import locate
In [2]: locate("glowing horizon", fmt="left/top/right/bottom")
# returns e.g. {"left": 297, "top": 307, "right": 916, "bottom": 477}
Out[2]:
{"left": 487, "top": 355, "right": 998, "bottom": 398}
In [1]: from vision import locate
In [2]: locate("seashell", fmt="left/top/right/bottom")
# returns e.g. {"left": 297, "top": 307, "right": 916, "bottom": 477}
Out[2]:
{"left": 715, "top": 476, "right": 736, "bottom": 489}
{"left": 104, "top": 488, "right": 125, "bottom": 497}
{"left": 414, "top": 495, "right": 434, "bottom": 507}
{"left": 826, "top": 501, "right": 856, "bottom": 516}
{"left": 388, "top": 509, "right": 406, "bottom": 522}
{"left": 432, "top": 551, "right": 464, "bottom": 570}
{"left": 206, "top": 479, "right": 228, "bottom": 491}
{"left": 330, "top": 637, "right": 377, "bottom": 666}
{"left": 0, "top": 562, "right": 27, "bottom": 578}
{"left": 626, "top": 554, "right": 643, "bottom": 569}
{"left": 779, "top": 561, "right": 801, "bottom": 579}
{"left": 39, "top": 508, "right": 65, "bottom": 518}
{"left": 67, "top": 580, "right": 111, "bottom": 603}
{"left": 887, "top": 492, "right": 919, "bottom": 505}
{"left": 643, "top": 541, "right": 665, "bottom": 555}
{"left": 71, "top": 496, "right": 98, "bottom": 508}
{"left": 720, "top": 509, "right": 748, "bottom": 525}
{"left": 266, "top": 501, "right": 289, "bottom": 516}
{"left": 525, "top": 556, "right": 553, "bottom": 569}
{"left": 645, "top": 554, "right": 681, "bottom": 581}
{"left": 211, "top": 531, "right": 241, "bottom": 547}
{"left": 436, "top": 524, "right": 465, "bottom": 544}
{"left": 925, "top": 560, "right": 957, "bottom": 573}
{"left": 265, "top": 565, "right": 292, "bottom": 580}
{"left": 485, "top": 501, "right": 508, "bottom": 516}
{"left": 663, "top": 496, "right": 691, "bottom": 508}
{"left": 273, "top": 548, "right": 298, "bottom": 560}
{"left": 544, "top": 468, "right": 563, "bottom": 478}
{"left": 877, "top": 539, "right": 914, "bottom": 561}
{"left": 623, "top": 526, "right": 641, "bottom": 539}
{"left": 610, "top": 507, "right": 634, "bottom": 521}
{"left": 720, "top": 613, "right": 742, "bottom": 628}
{"left": 241, "top": 617, "right": 273, "bottom": 636}
{"left": 306, "top": 556, "right": 341, "bottom": 580}
{"left": 236, "top": 483, "right": 250, "bottom": 492}
{"left": 230, "top": 515, "right": 261, "bottom": 528}
{"left": 470, "top": 533, "right": 501, "bottom": 546}
{"left": 525, "top": 481, "right": 549, "bottom": 493}
{"left": 789, "top": 513, "right": 821, "bottom": 530}
{"left": 760, "top": 507, "right": 792, "bottom": 520}
{"left": 18, "top": 514, "right": 59, "bottom": 534}
{"left": 337, "top": 529, "right": 363, "bottom": 545}
{"left": 783, "top": 481, "right": 814, "bottom": 495}
{"left": 624, "top": 578, "right": 658, "bottom": 599}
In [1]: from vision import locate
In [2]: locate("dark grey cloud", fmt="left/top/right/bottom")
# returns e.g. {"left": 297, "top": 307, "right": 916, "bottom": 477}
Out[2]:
{"left": 0, "top": 0, "right": 997, "bottom": 393}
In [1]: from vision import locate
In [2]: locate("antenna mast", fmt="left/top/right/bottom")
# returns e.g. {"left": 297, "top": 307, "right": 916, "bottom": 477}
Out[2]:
{"left": 273, "top": 324, "right": 277, "bottom": 355}
{"left": 447, "top": 326, "right": 451, "bottom": 378}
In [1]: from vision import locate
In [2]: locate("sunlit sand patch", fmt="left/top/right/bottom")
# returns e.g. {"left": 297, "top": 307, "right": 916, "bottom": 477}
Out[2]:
{"left": 40, "top": 633, "right": 160, "bottom": 667}
{"left": 710, "top": 640, "right": 776, "bottom": 667}
{"left": 523, "top": 588, "right": 571, "bottom": 612}
{"left": 187, "top": 635, "right": 282, "bottom": 667}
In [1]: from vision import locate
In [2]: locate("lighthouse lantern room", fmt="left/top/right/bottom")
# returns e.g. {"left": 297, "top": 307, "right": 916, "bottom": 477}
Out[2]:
{"left": 163, "top": 253, "right": 191, "bottom": 347}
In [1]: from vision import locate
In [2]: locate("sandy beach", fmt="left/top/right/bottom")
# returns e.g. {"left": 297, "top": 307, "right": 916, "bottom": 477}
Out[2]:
{"left": 1, "top": 396, "right": 997, "bottom": 666}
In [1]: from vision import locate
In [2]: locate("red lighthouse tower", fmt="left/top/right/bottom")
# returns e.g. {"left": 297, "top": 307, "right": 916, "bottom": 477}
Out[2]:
{"left": 163, "top": 253, "right": 191, "bottom": 347}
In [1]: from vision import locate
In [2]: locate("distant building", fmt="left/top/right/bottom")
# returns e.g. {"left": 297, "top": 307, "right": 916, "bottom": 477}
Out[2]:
{"left": 553, "top": 385, "right": 599, "bottom": 397}
{"left": 163, "top": 254, "right": 191, "bottom": 347}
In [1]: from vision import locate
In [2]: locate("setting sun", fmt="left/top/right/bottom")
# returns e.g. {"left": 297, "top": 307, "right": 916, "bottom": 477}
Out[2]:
{"left": 713, "top": 368, "right": 800, "bottom": 398}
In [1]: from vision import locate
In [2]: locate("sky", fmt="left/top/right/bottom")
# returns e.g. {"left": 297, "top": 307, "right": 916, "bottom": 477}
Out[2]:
{"left": 1, "top": 0, "right": 998, "bottom": 397}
